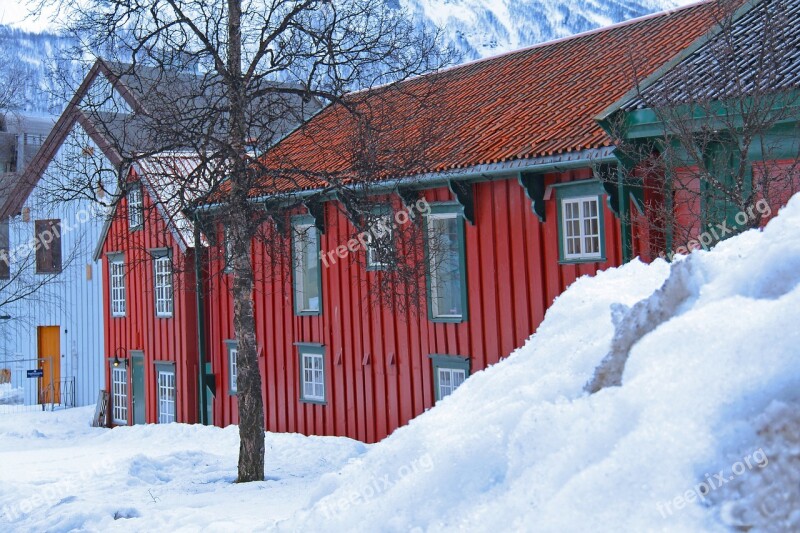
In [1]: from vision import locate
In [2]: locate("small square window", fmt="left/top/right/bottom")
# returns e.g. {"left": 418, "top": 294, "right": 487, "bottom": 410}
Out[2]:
{"left": 297, "top": 344, "right": 325, "bottom": 404}
{"left": 561, "top": 196, "right": 601, "bottom": 260}
{"left": 429, "top": 354, "right": 469, "bottom": 401}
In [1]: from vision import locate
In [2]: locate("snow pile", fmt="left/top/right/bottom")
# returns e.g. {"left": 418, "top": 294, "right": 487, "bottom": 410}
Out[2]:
{"left": 0, "top": 383, "right": 23, "bottom": 405}
{"left": 283, "top": 195, "right": 800, "bottom": 531}
{"left": 0, "top": 408, "right": 367, "bottom": 531}
{"left": 2, "top": 197, "right": 800, "bottom": 531}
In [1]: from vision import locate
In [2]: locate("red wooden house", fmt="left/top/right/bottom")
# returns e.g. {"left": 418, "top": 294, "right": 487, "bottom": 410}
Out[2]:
{"left": 96, "top": 153, "right": 203, "bottom": 426}
{"left": 200, "top": 3, "right": 718, "bottom": 442}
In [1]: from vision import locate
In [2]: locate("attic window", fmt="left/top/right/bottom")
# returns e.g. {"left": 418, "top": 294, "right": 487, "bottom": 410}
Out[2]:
{"left": 128, "top": 186, "right": 143, "bottom": 230}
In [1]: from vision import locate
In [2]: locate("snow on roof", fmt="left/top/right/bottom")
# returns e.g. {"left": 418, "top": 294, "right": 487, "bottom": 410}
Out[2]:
{"left": 133, "top": 152, "right": 212, "bottom": 250}
{"left": 621, "top": 0, "right": 800, "bottom": 110}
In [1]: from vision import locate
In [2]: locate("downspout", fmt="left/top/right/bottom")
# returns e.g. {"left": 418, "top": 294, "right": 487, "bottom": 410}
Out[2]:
{"left": 193, "top": 214, "right": 210, "bottom": 425}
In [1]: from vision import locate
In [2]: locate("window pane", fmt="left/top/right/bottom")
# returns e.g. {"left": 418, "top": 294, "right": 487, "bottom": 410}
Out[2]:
{"left": 562, "top": 196, "right": 601, "bottom": 260}
{"left": 366, "top": 213, "right": 393, "bottom": 268}
{"left": 229, "top": 347, "right": 238, "bottom": 392}
{"left": 437, "top": 366, "right": 467, "bottom": 400}
{"left": 301, "top": 352, "right": 324, "bottom": 401}
{"left": 154, "top": 256, "right": 173, "bottom": 316}
{"left": 128, "top": 188, "right": 143, "bottom": 229}
{"left": 429, "top": 215, "right": 462, "bottom": 318}
{"left": 294, "top": 225, "right": 320, "bottom": 313}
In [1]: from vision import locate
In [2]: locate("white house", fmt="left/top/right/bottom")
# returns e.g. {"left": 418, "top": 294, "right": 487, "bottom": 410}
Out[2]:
{"left": 0, "top": 59, "right": 184, "bottom": 408}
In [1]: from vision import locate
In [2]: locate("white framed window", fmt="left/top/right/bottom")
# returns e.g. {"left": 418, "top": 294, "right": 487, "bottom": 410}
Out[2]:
{"left": 298, "top": 344, "right": 325, "bottom": 403}
{"left": 561, "top": 195, "right": 602, "bottom": 261}
{"left": 111, "top": 365, "right": 128, "bottom": 425}
{"left": 128, "top": 186, "right": 143, "bottom": 230}
{"left": 109, "top": 254, "right": 126, "bottom": 316}
{"left": 157, "top": 366, "right": 176, "bottom": 424}
{"left": 437, "top": 367, "right": 466, "bottom": 398}
{"left": 223, "top": 225, "right": 234, "bottom": 272}
{"left": 430, "top": 354, "right": 470, "bottom": 401}
{"left": 153, "top": 253, "right": 173, "bottom": 317}
{"left": 365, "top": 211, "right": 393, "bottom": 270}
{"left": 226, "top": 340, "right": 238, "bottom": 394}
{"left": 426, "top": 208, "right": 466, "bottom": 321}
{"left": 292, "top": 219, "right": 321, "bottom": 315}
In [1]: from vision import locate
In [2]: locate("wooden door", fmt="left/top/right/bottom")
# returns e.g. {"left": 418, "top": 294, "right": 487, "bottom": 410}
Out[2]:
{"left": 131, "top": 352, "right": 146, "bottom": 424}
{"left": 37, "top": 326, "right": 60, "bottom": 405}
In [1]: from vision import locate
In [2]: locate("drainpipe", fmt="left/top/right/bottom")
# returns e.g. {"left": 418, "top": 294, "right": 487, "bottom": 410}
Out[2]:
{"left": 193, "top": 215, "right": 210, "bottom": 425}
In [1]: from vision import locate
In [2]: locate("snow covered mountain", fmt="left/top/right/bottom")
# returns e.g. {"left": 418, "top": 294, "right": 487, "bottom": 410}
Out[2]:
{"left": 401, "top": 0, "right": 684, "bottom": 60}
{"left": 0, "top": 25, "right": 79, "bottom": 115}
{"left": 0, "top": 0, "right": 685, "bottom": 113}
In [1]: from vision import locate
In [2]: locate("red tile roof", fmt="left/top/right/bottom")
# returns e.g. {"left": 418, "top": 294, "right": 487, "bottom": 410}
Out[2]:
{"left": 255, "top": 1, "right": 720, "bottom": 194}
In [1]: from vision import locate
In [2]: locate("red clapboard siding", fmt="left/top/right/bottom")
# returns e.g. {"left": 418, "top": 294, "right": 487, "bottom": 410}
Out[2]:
{"left": 102, "top": 169, "right": 198, "bottom": 426}
{"left": 207, "top": 171, "right": 622, "bottom": 442}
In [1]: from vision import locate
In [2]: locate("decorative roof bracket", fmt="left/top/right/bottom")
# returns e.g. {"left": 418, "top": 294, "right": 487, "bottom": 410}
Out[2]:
{"left": 448, "top": 179, "right": 475, "bottom": 225}
{"left": 303, "top": 198, "right": 326, "bottom": 234}
{"left": 396, "top": 186, "right": 420, "bottom": 213}
{"left": 518, "top": 172, "right": 546, "bottom": 222}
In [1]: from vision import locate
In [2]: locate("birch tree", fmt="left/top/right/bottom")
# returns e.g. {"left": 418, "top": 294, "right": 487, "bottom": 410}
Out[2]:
{"left": 44, "top": 0, "right": 449, "bottom": 482}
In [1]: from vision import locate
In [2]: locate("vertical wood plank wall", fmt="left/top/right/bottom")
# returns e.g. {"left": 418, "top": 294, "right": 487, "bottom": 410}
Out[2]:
{"left": 102, "top": 176, "right": 198, "bottom": 425}
{"left": 207, "top": 169, "right": 623, "bottom": 442}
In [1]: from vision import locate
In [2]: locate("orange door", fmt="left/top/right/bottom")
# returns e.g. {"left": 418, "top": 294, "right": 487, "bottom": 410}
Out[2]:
{"left": 38, "top": 326, "right": 60, "bottom": 404}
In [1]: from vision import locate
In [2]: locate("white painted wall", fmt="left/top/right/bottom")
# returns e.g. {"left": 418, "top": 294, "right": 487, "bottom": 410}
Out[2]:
{"left": 0, "top": 121, "right": 118, "bottom": 408}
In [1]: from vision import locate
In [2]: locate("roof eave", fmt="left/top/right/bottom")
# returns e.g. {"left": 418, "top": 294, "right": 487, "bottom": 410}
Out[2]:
{"left": 195, "top": 146, "right": 617, "bottom": 214}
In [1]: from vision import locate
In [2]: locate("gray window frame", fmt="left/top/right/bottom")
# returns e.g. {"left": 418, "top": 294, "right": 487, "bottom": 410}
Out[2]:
{"left": 296, "top": 343, "right": 326, "bottom": 405}
{"left": 225, "top": 339, "right": 238, "bottom": 395}
{"left": 429, "top": 354, "right": 470, "bottom": 401}
{"left": 291, "top": 215, "right": 322, "bottom": 316}
{"left": 424, "top": 203, "right": 468, "bottom": 323}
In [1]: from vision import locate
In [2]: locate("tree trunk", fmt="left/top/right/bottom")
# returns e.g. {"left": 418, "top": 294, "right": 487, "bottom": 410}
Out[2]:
{"left": 228, "top": 0, "right": 265, "bottom": 483}
{"left": 231, "top": 227, "right": 265, "bottom": 482}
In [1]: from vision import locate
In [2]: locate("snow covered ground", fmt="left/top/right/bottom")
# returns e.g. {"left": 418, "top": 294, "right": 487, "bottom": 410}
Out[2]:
{"left": 2, "top": 196, "right": 800, "bottom": 531}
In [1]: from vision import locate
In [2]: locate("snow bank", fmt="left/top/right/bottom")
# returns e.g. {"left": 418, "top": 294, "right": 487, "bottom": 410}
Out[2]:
{"left": 0, "top": 408, "right": 367, "bottom": 531}
{"left": 283, "top": 196, "right": 800, "bottom": 531}
{"left": 0, "top": 383, "right": 23, "bottom": 405}
{"left": 3, "top": 197, "right": 800, "bottom": 532}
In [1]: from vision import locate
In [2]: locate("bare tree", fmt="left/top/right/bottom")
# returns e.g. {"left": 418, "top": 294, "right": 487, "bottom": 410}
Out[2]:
{"left": 604, "top": 0, "right": 800, "bottom": 261}
{"left": 41, "top": 0, "right": 452, "bottom": 482}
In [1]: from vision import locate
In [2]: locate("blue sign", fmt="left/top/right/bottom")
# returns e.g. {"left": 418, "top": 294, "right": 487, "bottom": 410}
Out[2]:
{"left": 27, "top": 369, "right": 43, "bottom": 379}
